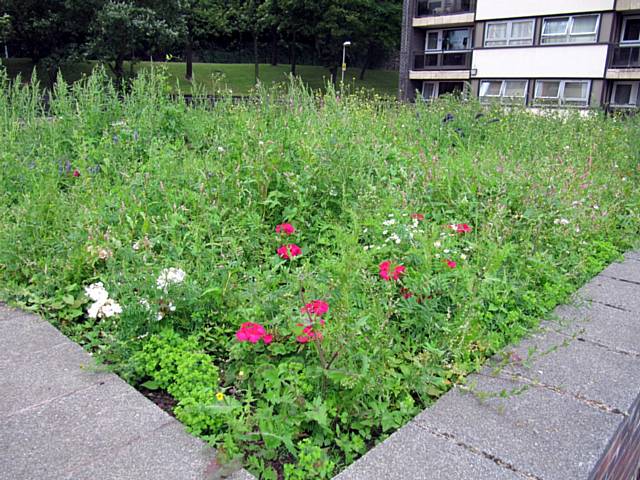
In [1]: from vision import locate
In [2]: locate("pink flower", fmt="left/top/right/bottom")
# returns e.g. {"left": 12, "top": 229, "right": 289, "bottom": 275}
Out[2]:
{"left": 446, "top": 260, "right": 457, "bottom": 269}
{"left": 411, "top": 213, "right": 425, "bottom": 221}
{"left": 301, "top": 300, "right": 329, "bottom": 317}
{"left": 275, "top": 223, "right": 296, "bottom": 235}
{"left": 450, "top": 223, "right": 472, "bottom": 234}
{"left": 73, "top": 169, "right": 80, "bottom": 177}
{"left": 392, "top": 265, "right": 406, "bottom": 280}
{"left": 296, "top": 324, "right": 323, "bottom": 343}
{"left": 379, "top": 261, "right": 405, "bottom": 281}
{"left": 236, "top": 322, "right": 272, "bottom": 344}
{"left": 379, "top": 261, "right": 392, "bottom": 280}
{"left": 277, "top": 244, "right": 302, "bottom": 259}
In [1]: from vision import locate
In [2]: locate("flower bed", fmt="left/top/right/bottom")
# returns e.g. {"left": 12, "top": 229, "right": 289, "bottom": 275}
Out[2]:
{"left": 0, "top": 70, "right": 639, "bottom": 479}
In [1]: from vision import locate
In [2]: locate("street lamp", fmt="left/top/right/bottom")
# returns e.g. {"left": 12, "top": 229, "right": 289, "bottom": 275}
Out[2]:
{"left": 341, "top": 41, "right": 352, "bottom": 84}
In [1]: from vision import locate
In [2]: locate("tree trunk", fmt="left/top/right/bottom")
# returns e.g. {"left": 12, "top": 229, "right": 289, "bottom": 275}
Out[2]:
{"left": 185, "top": 41, "right": 193, "bottom": 81}
{"left": 114, "top": 54, "right": 125, "bottom": 85}
{"left": 254, "top": 30, "right": 259, "bottom": 84}
{"left": 270, "top": 27, "right": 278, "bottom": 66}
{"left": 290, "top": 31, "right": 297, "bottom": 75}
{"left": 359, "top": 44, "right": 373, "bottom": 81}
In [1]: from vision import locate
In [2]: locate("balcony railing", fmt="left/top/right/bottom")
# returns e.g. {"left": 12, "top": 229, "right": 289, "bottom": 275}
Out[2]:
{"left": 611, "top": 45, "right": 640, "bottom": 68}
{"left": 416, "top": 0, "right": 475, "bottom": 17}
{"left": 413, "top": 50, "right": 471, "bottom": 70}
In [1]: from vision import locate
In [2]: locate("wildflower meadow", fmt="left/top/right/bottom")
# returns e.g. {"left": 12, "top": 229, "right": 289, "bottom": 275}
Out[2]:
{"left": 0, "top": 68, "right": 639, "bottom": 479}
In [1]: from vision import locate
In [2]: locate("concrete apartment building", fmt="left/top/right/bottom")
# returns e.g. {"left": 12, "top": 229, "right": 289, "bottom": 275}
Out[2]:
{"left": 399, "top": 0, "right": 640, "bottom": 109}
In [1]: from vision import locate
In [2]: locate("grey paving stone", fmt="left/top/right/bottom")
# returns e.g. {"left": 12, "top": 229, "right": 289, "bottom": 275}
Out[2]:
{"left": 413, "top": 375, "right": 622, "bottom": 480}
{"left": 0, "top": 317, "right": 69, "bottom": 365}
{"left": 624, "top": 251, "right": 640, "bottom": 262}
{"left": 550, "top": 302, "right": 640, "bottom": 356}
{"left": 600, "top": 260, "right": 640, "bottom": 284}
{"left": 334, "top": 422, "right": 519, "bottom": 480}
{"left": 0, "top": 378, "right": 172, "bottom": 480}
{"left": 67, "top": 420, "right": 255, "bottom": 480}
{"left": 0, "top": 341, "right": 113, "bottom": 416}
{"left": 491, "top": 330, "right": 640, "bottom": 414}
{"left": 0, "top": 304, "right": 40, "bottom": 322}
{"left": 577, "top": 275, "right": 640, "bottom": 313}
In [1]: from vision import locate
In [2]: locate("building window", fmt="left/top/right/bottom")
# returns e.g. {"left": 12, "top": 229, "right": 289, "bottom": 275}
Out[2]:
{"left": 425, "top": 29, "right": 471, "bottom": 52}
{"left": 422, "top": 81, "right": 465, "bottom": 101}
{"left": 621, "top": 16, "right": 640, "bottom": 44}
{"left": 611, "top": 82, "right": 640, "bottom": 107}
{"left": 479, "top": 80, "right": 528, "bottom": 104}
{"left": 541, "top": 15, "right": 600, "bottom": 44}
{"left": 534, "top": 80, "right": 591, "bottom": 107}
{"left": 484, "top": 20, "right": 535, "bottom": 47}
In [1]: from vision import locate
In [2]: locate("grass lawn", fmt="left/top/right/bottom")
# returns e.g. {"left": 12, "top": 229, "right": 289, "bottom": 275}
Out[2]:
{"left": 1, "top": 58, "right": 399, "bottom": 96}
{"left": 1, "top": 69, "right": 639, "bottom": 479}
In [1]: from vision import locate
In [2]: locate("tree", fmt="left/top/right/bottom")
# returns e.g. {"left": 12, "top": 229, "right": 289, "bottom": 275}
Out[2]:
{"left": 227, "top": 0, "right": 264, "bottom": 84}
{"left": 353, "top": 0, "right": 401, "bottom": 80}
{"left": 274, "top": 0, "right": 321, "bottom": 75}
{"left": 0, "top": 14, "right": 11, "bottom": 60}
{"left": 2, "top": 0, "right": 100, "bottom": 84}
{"left": 87, "top": 1, "right": 178, "bottom": 83}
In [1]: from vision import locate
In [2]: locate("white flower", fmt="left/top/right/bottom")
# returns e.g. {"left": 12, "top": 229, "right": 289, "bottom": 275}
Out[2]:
{"left": 98, "top": 248, "right": 112, "bottom": 260}
{"left": 87, "top": 301, "right": 102, "bottom": 319}
{"left": 593, "top": 205, "right": 599, "bottom": 210}
{"left": 554, "top": 218, "right": 570, "bottom": 225}
{"left": 444, "top": 249, "right": 451, "bottom": 254}
{"left": 156, "top": 267, "right": 186, "bottom": 291}
{"left": 139, "top": 298, "right": 150, "bottom": 310}
{"left": 460, "top": 254, "right": 467, "bottom": 260}
{"left": 132, "top": 241, "right": 141, "bottom": 251}
{"left": 382, "top": 219, "right": 396, "bottom": 226}
{"left": 85, "top": 282, "right": 109, "bottom": 303}
{"left": 217, "top": 146, "right": 225, "bottom": 153}
{"left": 101, "top": 300, "right": 122, "bottom": 318}
{"left": 168, "top": 302, "right": 176, "bottom": 312}
{"left": 258, "top": 140, "right": 265, "bottom": 146}
{"left": 434, "top": 241, "right": 442, "bottom": 248}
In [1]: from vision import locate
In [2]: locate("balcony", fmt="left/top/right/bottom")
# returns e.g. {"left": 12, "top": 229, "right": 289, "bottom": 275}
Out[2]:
{"left": 611, "top": 45, "right": 640, "bottom": 68}
{"left": 413, "top": 50, "right": 471, "bottom": 70}
{"left": 416, "top": 0, "right": 475, "bottom": 17}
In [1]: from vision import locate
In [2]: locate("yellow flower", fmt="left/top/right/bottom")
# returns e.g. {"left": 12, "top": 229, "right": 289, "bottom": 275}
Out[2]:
{"left": 215, "top": 392, "right": 225, "bottom": 401}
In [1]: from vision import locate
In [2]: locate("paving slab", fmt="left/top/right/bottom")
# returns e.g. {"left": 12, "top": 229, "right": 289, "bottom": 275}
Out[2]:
{"left": 66, "top": 421, "right": 253, "bottom": 480}
{"left": 413, "top": 375, "right": 622, "bottom": 480}
{"left": 0, "top": 303, "right": 39, "bottom": 322}
{"left": 490, "top": 329, "right": 640, "bottom": 414}
{"left": 0, "top": 315, "right": 69, "bottom": 365}
{"left": 599, "top": 259, "right": 640, "bottom": 284}
{"left": 577, "top": 275, "right": 640, "bottom": 313}
{"left": 550, "top": 302, "right": 640, "bottom": 356}
{"left": 0, "top": 377, "right": 172, "bottom": 480}
{"left": 0, "top": 341, "right": 114, "bottom": 416}
{"left": 334, "top": 422, "right": 520, "bottom": 480}
{"left": 624, "top": 251, "right": 640, "bottom": 262}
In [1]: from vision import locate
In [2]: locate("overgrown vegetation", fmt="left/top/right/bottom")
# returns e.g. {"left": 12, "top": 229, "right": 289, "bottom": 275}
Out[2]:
{"left": 0, "top": 68, "right": 638, "bottom": 479}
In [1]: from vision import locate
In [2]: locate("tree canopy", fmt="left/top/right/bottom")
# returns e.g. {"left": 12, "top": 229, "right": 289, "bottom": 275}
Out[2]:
{"left": 1, "top": 0, "right": 402, "bottom": 84}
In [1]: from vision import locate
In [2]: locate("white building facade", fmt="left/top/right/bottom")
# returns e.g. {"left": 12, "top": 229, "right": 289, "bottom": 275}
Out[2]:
{"left": 399, "top": 0, "right": 640, "bottom": 108}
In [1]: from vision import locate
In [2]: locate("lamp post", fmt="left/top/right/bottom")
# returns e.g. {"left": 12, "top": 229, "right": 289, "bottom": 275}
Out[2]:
{"left": 341, "top": 41, "right": 351, "bottom": 84}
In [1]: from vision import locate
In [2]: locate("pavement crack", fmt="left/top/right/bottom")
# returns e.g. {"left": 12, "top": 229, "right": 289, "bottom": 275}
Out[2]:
{"left": 412, "top": 422, "right": 543, "bottom": 480}
{"left": 600, "top": 274, "right": 640, "bottom": 287}
{"left": 488, "top": 371, "right": 627, "bottom": 417}
{"left": 589, "top": 299, "right": 631, "bottom": 313}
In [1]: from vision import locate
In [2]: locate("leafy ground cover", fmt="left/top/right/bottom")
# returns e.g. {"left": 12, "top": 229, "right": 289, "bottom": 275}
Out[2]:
{"left": 0, "top": 69, "right": 639, "bottom": 479}
{"left": 2, "top": 58, "right": 399, "bottom": 96}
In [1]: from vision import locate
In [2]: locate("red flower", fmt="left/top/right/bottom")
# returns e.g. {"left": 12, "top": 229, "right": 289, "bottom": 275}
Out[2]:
{"left": 379, "top": 261, "right": 405, "bottom": 281}
{"left": 411, "top": 213, "right": 425, "bottom": 221}
{"left": 236, "top": 322, "right": 272, "bottom": 344}
{"left": 73, "top": 169, "right": 81, "bottom": 177}
{"left": 450, "top": 223, "right": 472, "bottom": 234}
{"left": 446, "top": 260, "right": 457, "bottom": 269}
{"left": 275, "top": 223, "right": 296, "bottom": 235}
{"left": 277, "top": 244, "right": 302, "bottom": 259}
{"left": 301, "top": 300, "right": 329, "bottom": 317}
{"left": 400, "top": 288, "right": 414, "bottom": 299}
{"left": 296, "top": 324, "right": 323, "bottom": 343}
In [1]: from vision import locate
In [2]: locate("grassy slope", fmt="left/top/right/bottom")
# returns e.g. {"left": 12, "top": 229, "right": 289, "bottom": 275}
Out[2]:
{"left": 1, "top": 58, "right": 399, "bottom": 96}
